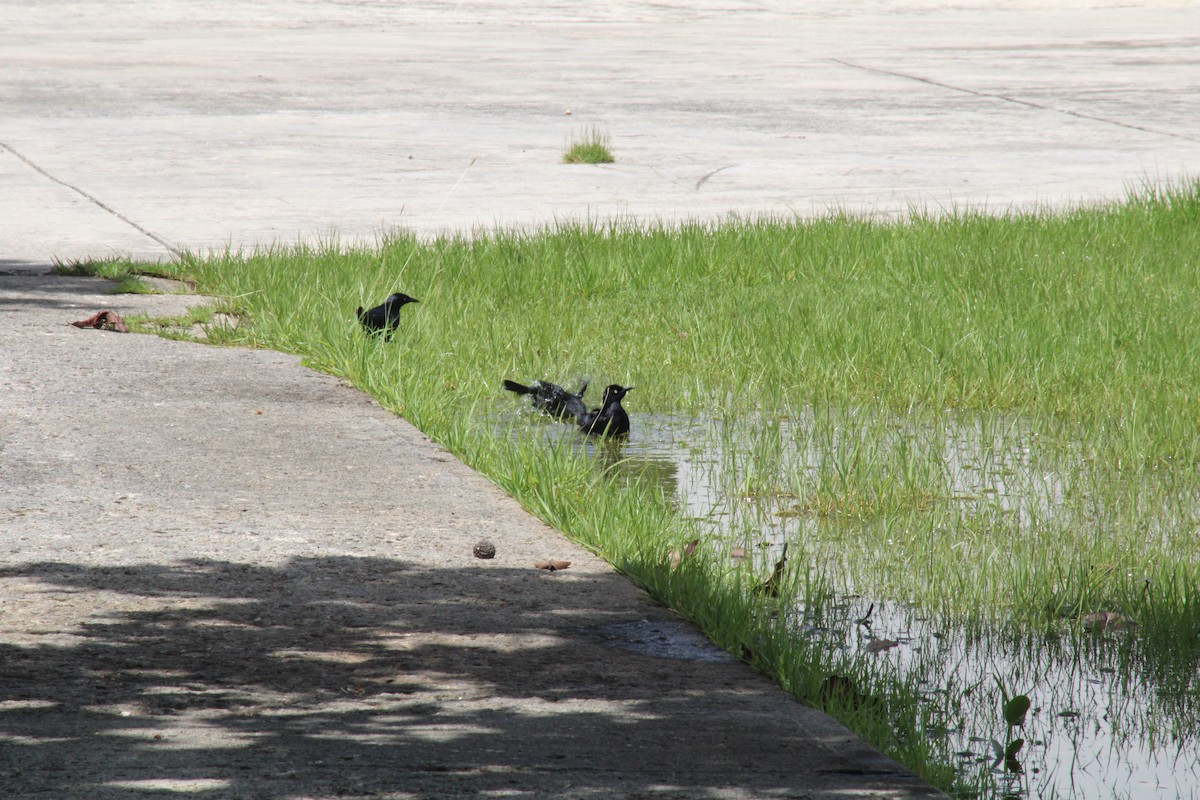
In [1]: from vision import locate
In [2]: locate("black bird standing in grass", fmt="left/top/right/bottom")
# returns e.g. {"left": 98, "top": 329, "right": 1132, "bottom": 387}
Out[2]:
{"left": 357, "top": 292, "right": 419, "bottom": 339}
{"left": 578, "top": 384, "right": 632, "bottom": 438}
{"left": 502, "top": 379, "right": 589, "bottom": 421}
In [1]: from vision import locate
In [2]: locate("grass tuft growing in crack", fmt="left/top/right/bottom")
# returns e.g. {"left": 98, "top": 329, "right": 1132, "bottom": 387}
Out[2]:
{"left": 562, "top": 125, "right": 615, "bottom": 164}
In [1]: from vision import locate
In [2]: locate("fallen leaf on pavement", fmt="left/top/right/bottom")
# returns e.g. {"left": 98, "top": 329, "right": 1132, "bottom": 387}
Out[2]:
{"left": 70, "top": 310, "right": 128, "bottom": 332}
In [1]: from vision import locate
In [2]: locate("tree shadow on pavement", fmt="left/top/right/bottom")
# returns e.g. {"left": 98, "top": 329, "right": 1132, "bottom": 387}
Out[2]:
{"left": 0, "top": 556, "right": 938, "bottom": 800}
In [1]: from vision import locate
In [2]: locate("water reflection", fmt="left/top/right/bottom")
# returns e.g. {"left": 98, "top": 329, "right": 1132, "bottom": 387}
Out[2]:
{"left": 806, "top": 596, "right": 1200, "bottom": 800}
{"left": 500, "top": 406, "right": 1198, "bottom": 800}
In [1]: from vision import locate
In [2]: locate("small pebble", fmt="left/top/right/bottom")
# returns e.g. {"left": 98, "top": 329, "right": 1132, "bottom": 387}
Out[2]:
{"left": 473, "top": 540, "right": 496, "bottom": 559}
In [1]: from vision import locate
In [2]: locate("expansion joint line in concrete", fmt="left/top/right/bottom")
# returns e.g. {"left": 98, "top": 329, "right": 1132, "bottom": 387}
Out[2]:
{"left": 830, "top": 58, "right": 1200, "bottom": 145}
{"left": 0, "top": 140, "right": 182, "bottom": 257}
{"left": 695, "top": 164, "right": 736, "bottom": 191}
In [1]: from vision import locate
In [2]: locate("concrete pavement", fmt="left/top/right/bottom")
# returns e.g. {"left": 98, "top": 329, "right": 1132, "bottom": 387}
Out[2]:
{"left": 2, "top": 1, "right": 1197, "bottom": 264}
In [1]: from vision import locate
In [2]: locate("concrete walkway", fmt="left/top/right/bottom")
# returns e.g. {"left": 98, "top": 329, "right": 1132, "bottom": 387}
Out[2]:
{"left": 2, "top": 2, "right": 1198, "bottom": 798}
{"left": 2, "top": 1, "right": 1198, "bottom": 264}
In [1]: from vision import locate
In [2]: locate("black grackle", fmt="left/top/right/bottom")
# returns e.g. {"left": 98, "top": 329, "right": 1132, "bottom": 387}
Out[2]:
{"left": 503, "top": 379, "right": 589, "bottom": 421}
{"left": 578, "top": 384, "right": 632, "bottom": 438}
{"left": 356, "top": 292, "right": 419, "bottom": 339}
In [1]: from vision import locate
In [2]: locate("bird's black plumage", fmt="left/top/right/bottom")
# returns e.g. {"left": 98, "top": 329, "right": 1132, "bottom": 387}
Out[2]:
{"left": 356, "top": 292, "right": 419, "bottom": 338}
{"left": 578, "top": 384, "right": 632, "bottom": 438}
{"left": 503, "top": 378, "right": 589, "bottom": 421}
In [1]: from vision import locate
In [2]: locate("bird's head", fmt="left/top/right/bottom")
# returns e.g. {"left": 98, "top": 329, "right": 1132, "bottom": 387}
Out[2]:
{"left": 603, "top": 384, "right": 632, "bottom": 403}
{"left": 387, "top": 292, "right": 420, "bottom": 307}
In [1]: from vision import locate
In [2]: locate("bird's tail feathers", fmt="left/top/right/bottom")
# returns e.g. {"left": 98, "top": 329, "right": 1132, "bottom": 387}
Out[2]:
{"left": 502, "top": 379, "right": 533, "bottom": 395}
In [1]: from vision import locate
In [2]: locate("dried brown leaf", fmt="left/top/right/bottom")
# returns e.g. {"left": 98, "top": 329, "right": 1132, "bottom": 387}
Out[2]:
{"left": 1081, "top": 610, "right": 1134, "bottom": 631}
{"left": 70, "top": 310, "right": 128, "bottom": 332}
{"left": 668, "top": 538, "right": 701, "bottom": 568}
{"left": 754, "top": 542, "right": 789, "bottom": 597}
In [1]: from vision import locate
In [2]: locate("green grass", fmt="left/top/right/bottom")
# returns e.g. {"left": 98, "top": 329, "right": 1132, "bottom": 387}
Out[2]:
{"left": 54, "top": 258, "right": 156, "bottom": 293}
{"left": 130, "top": 304, "right": 243, "bottom": 343}
{"left": 91, "top": 179, "right": 1200, "bottom": 797}
{"left": 562, "top": 125, "right": 615, "bottom": 164}
{"left": 109, "top": 274, "right": 156, "bottom": 294}
{"left": 54, "top": 256, "right": 174, "bottom": 283}
{"left": 54, "top": 256, "right": 190, "bottom": 295}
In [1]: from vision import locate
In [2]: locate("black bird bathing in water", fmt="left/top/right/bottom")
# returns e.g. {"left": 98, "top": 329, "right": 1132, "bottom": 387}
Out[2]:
{"left": 502, "top": 379, "right": 589, "bottom": 421}
{"left": 357, "top": 292, "right": 419, "bottom": 339}
{"left": 578, "top": 384, "right": 632, "bottom": 438}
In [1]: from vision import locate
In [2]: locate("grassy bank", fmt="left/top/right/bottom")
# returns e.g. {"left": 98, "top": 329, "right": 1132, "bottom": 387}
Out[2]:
{"left": 96, "top": 181, "right": 1200, "bottom": 796}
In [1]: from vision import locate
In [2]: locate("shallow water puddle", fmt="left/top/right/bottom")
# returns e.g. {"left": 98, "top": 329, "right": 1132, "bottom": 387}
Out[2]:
{"left": 794, "top": 594, "right": 1199, "bottom": 800}
{"left": 501, "top": 408, "right": 1198, "bottom": 799}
